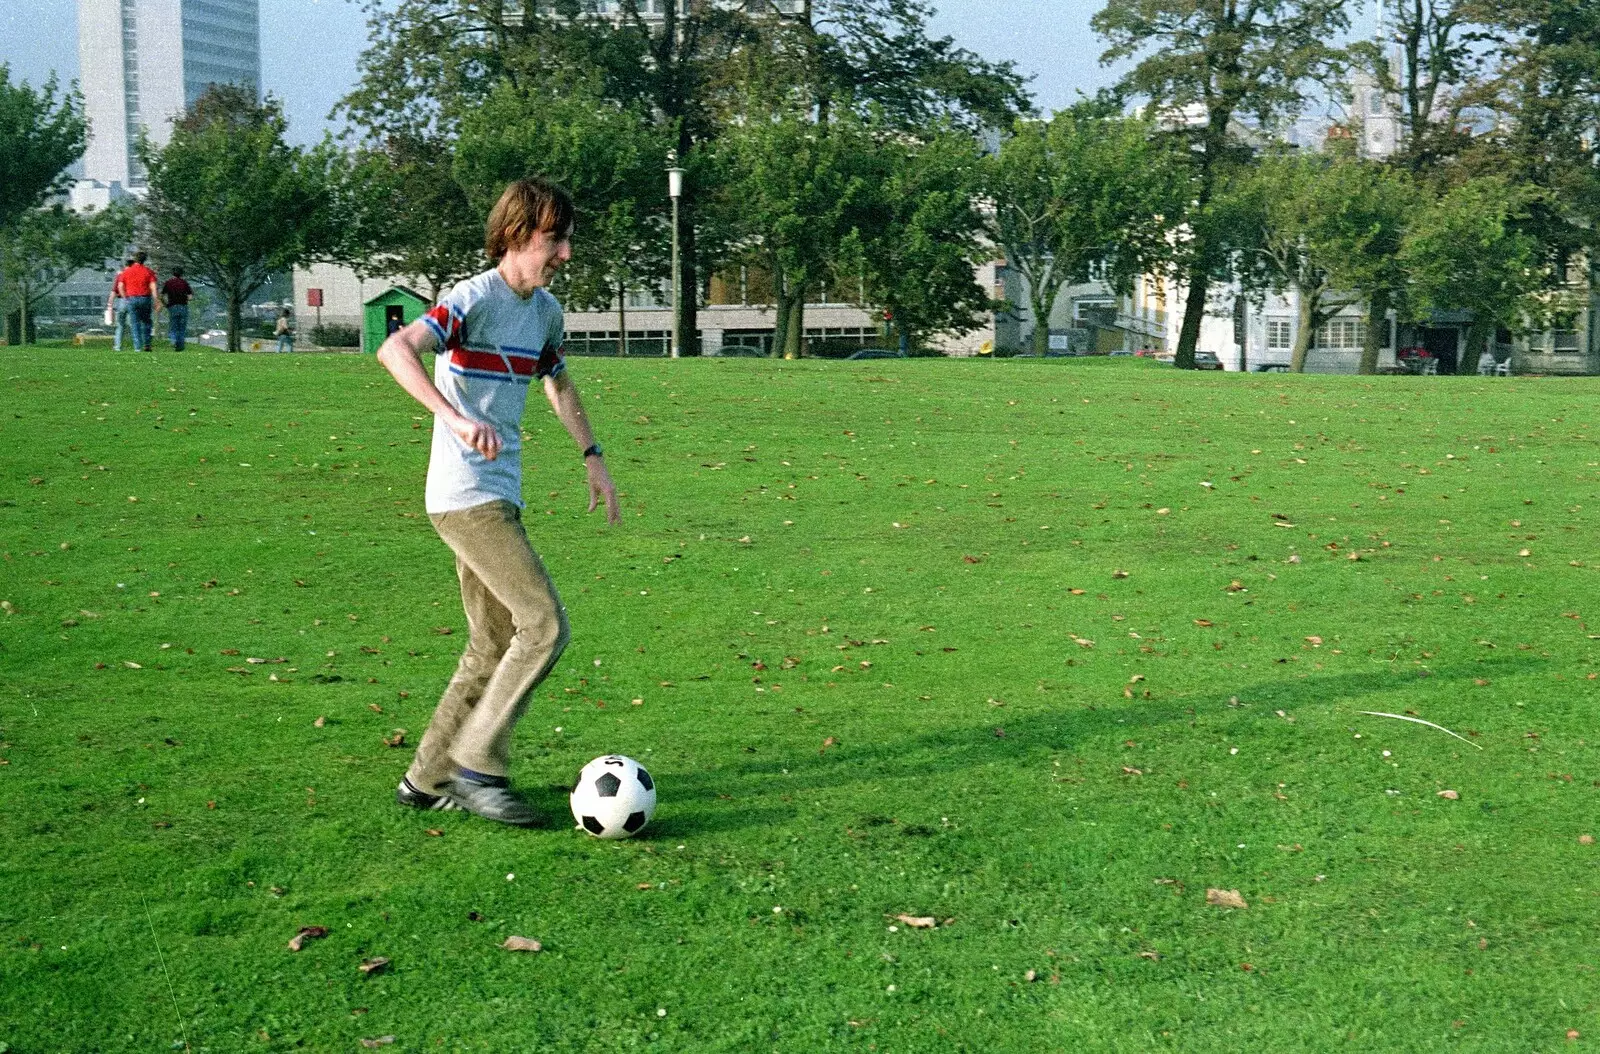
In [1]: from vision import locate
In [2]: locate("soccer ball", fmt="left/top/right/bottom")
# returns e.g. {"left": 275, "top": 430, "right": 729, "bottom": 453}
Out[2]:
{"left": 570, "top": 755, "right": 656, "bottom": 839}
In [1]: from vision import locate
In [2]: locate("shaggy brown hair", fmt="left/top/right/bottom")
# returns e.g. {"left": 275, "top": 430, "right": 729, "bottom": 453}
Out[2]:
{"left": 484, "top": 178, "right": 575, "bottom": 262}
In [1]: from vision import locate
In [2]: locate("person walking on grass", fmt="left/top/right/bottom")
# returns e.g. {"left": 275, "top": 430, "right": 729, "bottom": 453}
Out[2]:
{"left": 376, "top": 177, "right": 619, "bottom": 827}
{"left": 162, "top": 268, "right": 193, "bottom": 351}
{"left": 106, "top": 258, "right": 131, "bottom": 351}
{"left": 274, "top": 308, "right": 294, "bottom": 352}
{"left": 120, "top": 251, "right": 159, "bottom": 351}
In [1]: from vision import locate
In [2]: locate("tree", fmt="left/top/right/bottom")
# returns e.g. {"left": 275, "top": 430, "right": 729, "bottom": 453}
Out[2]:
{"left": 140, "top": 86, "right": 336, "bottom": 351}
{"left": 847, "top": 129, "right": 993, "bottom": 352}
{"left": 453, "top": 78, "right": 672, "bottom": 350}
{"left": 0, "top": 202, "right": 132, "bottom": 345}
{"left": 1093, "top": 0, "right": 1350, "bottom": 367}
{"left": 344, "top": 0, "right": 1029, "bottom": 357}
{"left": 1466, "top": 0, "right": 1600, "bottom": 274}
{"left": 0, "top": 67, "right": 87, "bottom": 232}
{"left": 719, "top": 108, "right": 877, "bottom": 358}
{"left": 333, "top": 133, "right": 484, "bottom": 301}
{"left": 1349, "top": 0, "right": 1481, "bottom": 171}
{"left": 985, "top": 105, "right": 1185, "bottom": 357}
{"left": 1401, "top": 176, "right": 1548, "bottom": 367}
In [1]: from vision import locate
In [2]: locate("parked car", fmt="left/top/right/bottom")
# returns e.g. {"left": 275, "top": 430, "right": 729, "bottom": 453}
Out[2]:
{"left": 846, "top": 347, "right": 906, "bottom": 360}
{"left": 1193, "top": 350, "right": 1224, "bottom": 370}
{"left": 1253, "top": 362, "right": 1289, "bottom": 373}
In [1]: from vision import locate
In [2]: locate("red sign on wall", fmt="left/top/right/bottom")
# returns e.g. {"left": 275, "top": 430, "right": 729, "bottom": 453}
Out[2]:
{"left": 306, "top": 288, "right": 324, "bottom": 308}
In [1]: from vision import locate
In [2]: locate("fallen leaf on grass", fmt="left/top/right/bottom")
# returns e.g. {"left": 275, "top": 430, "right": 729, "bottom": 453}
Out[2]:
{"left": 1111, "top": 569, "right": 1130, "bottom": 579}
{"left": 1580, "top": 834, "right": 1595, "bottom": 845}
{"left": 820, "top": 736, "right": 838, "bottom": 753}
{"left": 359, "top": 1037, "right": 396, "bottom": 1049}
{"left": 502, "top": 936, "right": 542, "bottom": 952}
{"left": 122, "top": 661, "right": 142, "bottom": 669}
{"left": 313, "top": 716, "right": 325, "bottom": 728}
{"left": 1122, "top": 766, "right": 1143, "bottom": 776}
{"left": 358, "top": 957, "right": 390, "bottom": 976}
{"left": 287, "top": 926, "right": 328, "bottom": 951}
{"left": 1205, "top": 888, "right": 1248, "bottom": 909}
{"left": 1024, "top": 969, "right": 1038, "bottom": 982}
{"left": 1193, "top": 619, "right": 1213, "bottom": 627}
{"left": 431, "top": 626, "right": 453, "bottom": 636}
{"left": 1225, "top": 580, "right": 1245, "bottom": 592}
{"left": 382, "top": 730, "right": 407, "bottom": 748}
{"left": 1138, "top": 950, "right": 1161, "bottom": 961}
{"left": 368, "top": 703, "right": 383, "bottom": 714}
{"left": 1437, "top": 789, "right": 1460, "bottom": 800}
{"left": 425, "top": 828, "right": 443, "bottom": 837}
{"left": 889, "top": 914, "right": 939, "bottom": 929}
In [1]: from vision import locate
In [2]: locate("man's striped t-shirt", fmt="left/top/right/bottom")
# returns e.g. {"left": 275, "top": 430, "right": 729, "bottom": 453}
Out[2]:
{"left": 420, "top": 268, "right": 567, "bottom": 514}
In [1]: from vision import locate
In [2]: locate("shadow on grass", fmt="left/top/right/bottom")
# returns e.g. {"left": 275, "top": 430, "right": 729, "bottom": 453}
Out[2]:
{"left": 646, "top": 656, "right": 1547, "bottom": 835}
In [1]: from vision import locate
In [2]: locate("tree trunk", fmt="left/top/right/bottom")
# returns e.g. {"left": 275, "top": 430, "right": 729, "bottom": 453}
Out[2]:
{"left": 227, "top": 291, "right": 243, "bottom": 352}
{"left": 19, "top": 283, "right": 33, "bottom": 345}
{"left": 771, "top": 275, "right": 791, "bottom": 359}
{"left": 785, "top": 282, "right": 805, "bottom": 359}
{"left": 1030, "top": 283, "right": 1058, "bottom": 357}
{"left": 617, "top": 279, "right": 628, "bottom": 356}
{"left": 1289, "top": 288, "right": 1316, "bottom": 373}
{"left": 1357, "top": 288, "right": 1390, "bottom": 375}
{"left": 1464, "top": 318, "right": 1492, "bottom": 375}
{"left": 1174, "top": 257, "right": 1208, "bottom": 368}
{"left": 678, "top": 188, "right": 700, "bottom": 356}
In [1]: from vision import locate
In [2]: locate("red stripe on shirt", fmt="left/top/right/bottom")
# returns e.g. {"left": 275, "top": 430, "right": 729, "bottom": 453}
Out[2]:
{"left": 450, "top": 348, "right": 536, "bottom": 376}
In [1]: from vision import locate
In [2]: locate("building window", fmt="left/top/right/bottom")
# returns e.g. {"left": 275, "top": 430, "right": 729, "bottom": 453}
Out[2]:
{"left": 1266, "top": 318, "right": 1292, "bottom": 349}
{"left": 1315, "top": 318, "right": 1365, "bottom": 349}
{"left": 563, "top": 330, "right": 671, "bottom": 356}
{"left": 1553, "top": 329, "right": 1582, "bottom": 353}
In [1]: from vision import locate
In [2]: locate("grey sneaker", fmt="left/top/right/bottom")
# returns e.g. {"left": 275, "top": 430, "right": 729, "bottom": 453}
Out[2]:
{"left": 448, "top": 774, "right": 543, "bottom": 827}
{"left": 396, "top": 777, "right": 462, "bottom": 812}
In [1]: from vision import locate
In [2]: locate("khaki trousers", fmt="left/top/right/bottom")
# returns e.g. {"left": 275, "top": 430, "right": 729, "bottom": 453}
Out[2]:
{"left": 406, "top": 500, "right": 569, "bottom": 792}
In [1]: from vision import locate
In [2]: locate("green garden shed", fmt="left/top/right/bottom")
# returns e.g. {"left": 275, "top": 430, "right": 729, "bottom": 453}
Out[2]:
{"left": 363, "top": 286, "right": 431, "bottom": 353}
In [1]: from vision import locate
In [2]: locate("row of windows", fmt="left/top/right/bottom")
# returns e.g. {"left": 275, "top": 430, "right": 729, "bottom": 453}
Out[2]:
{"left": 563, "top": 330, "right": 671, "bottom": 356}
{"left": 1262, "top": 318, "right": 1367, "bottom": 349}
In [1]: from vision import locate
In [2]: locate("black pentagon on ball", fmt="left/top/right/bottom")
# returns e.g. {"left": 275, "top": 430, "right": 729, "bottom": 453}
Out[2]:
{"left": 623, "top": 811, "right": 648, "bottom": 833}
{"left": 595, "top": 772, "right": 622, "bottom": 797}
{"left": 582, "top": 815, "right": 605, "bottom": 835}
{"left": 636, "top": 767, "right": 654, "bottom": 791}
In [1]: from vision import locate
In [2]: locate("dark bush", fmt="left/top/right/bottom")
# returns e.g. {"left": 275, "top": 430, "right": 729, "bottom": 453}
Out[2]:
{"left": 312, "top": 323, "right": 360, "bottom": 348}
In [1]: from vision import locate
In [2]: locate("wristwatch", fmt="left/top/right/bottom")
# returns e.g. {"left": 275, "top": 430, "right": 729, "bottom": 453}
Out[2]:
{"left": 582, "top": 443, "right": 604, "bottom": 460}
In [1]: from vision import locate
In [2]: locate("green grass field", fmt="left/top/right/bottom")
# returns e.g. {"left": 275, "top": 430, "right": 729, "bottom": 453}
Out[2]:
{"left": 3, "top": 349, "right": 1599, "bottom": 1052}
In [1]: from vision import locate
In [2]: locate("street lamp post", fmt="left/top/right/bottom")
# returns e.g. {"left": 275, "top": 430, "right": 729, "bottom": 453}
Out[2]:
{"left": 667, "top": 161, "right": 686, "bottom": 359}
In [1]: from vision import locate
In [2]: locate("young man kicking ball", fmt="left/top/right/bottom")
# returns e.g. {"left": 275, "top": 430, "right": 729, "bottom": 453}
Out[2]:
{"left": 377, "top": 178, "right": 619, "bottom": 826}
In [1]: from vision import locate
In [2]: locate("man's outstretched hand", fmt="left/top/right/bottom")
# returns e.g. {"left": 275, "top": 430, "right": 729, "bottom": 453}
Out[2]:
{"left": 587, "top": 458, "right": 620, "bottom": 525}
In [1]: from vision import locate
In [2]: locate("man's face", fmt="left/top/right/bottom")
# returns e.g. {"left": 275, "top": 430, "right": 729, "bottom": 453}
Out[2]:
{"left": 519, "top": 226, "right": 574, "bottom": 286}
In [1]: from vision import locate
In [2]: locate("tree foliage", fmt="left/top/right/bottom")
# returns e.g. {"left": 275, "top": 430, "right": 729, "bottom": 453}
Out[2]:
{"left": 1092, "top": 0, "right": 1350, "bottom": 367}
{"left": 846, "top": 129, "right": 992, "bottom": 351}
{"left": 0, "top": 67, "right": 87, "bottom": 232}
{"left": 0, "top": 202, "right": 132, "bottom": 344}
{"left": 985, "top": 105, "right": 1186, "bottom": 356}
{"left": 332, "top": 133, "right": 484, "bottom": 299}
{"left": 140, "top": 86, "right": 336, "bottom": 351}
{"left": 1401, "top": 176, "right": 1549, "bottom": 359}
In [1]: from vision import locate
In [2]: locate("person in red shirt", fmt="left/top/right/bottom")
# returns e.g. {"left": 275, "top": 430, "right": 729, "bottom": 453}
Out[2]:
{"left": 161, "top": 268, "right": 193, "bottom": 351}
{"left": 119, "top": 251, "right": 159, "bottom": 351}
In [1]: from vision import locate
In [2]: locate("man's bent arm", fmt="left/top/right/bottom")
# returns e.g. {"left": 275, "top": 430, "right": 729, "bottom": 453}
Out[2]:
{"left": 377, "top": 320, "right": 502, "bottom": 461}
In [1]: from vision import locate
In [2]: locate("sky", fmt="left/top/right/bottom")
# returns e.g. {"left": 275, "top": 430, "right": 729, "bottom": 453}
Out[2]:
{"left": 3, "top": 0, "right": 1121, "bottom": 145}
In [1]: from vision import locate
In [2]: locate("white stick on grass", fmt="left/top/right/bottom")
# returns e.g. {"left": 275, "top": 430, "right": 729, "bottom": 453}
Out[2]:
{"left": 1355, "top": 711, "right": 1483, "bottom": 749}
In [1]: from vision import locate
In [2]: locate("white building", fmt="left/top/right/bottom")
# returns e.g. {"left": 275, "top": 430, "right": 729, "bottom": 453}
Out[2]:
{"left": 76, "top": 0, "right": 260, "bottom": 192}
